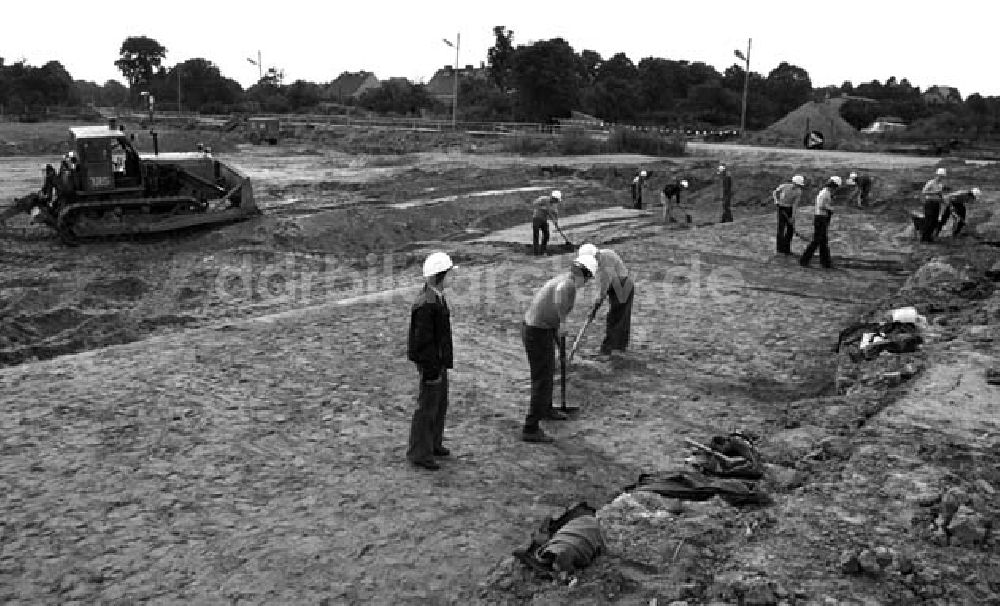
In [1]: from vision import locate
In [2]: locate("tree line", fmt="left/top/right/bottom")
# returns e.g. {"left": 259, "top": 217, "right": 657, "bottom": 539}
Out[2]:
{"left": 4, "top": 31, "right": 1000, "bottom": 137}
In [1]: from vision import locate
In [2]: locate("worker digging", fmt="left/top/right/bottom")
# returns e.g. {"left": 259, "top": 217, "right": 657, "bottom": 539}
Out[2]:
{"left": 530, "top": 189, "right": 562, "bottom": 255}
{"left": 773, "top": 174, "right": 806, "bottom": 255}
{"left": 406, "top": 252, "right": 455, "bottom": 471}
{"left": 799, "top": 175, "right": 840, "bottom": 269}
{"left": 578, "top": 243, "right": 634, "bottom": 360}
{"left": 660, "top": 177, "right": 689, "bottom": 224}
{"left": 520, "top": 255, "right": 598, "bottom": 443}
{"left": 936, "top": 186, "right": 981, "bottom": 238}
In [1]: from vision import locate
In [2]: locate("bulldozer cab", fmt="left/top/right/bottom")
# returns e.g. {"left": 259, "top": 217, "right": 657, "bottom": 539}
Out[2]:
{"left": 68, "top": 126, "right": 142, "bottom": 193}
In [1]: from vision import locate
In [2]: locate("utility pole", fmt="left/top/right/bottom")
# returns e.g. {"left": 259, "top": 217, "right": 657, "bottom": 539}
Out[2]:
{"left": 443, "top": 33, "right": 460, "bottom": 130}
{"left": 177, "top": 66, "right": 182, "bottom": 114}
{"left": 734, "top": 38, "right": 751, "bottom": 137}
{"left": 247, "top": 50, "right": 263, "bottom": 83}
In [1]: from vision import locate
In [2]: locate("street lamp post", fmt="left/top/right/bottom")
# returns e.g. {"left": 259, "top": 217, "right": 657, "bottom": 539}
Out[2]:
{"left": 247, "top": 50, "right": 263, "bottom": 83}
{"left": 734, "top": 38, "right": 751, "bottom": 137}
{"left": 443, "top": 33, "right": 460, "bottom": 130}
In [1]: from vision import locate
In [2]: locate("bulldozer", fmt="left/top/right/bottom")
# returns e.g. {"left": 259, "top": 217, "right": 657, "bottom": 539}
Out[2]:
{"left": 0, "top": 123, "right": 258, "bottom": 244}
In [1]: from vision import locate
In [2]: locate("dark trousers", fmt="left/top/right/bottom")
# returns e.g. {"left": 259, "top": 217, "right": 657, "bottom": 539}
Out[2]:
{"left": 406, "top": 370, "right": 448, "bottom": 463}
{"left": 720, "top": 195, "right": 733, "bottom": 222}
{"left": 938, "top": 201, "right": 966, "bottom": 237}
{"left": 522, "top": 323, "right": 555, "bottom": 431}
{"left": 799, "top": 214, "right": 832, "bottom": 268}
{"left": 633, "top": 191, "right": 643, "bottom": 209}
{"left": 921, "top": 199, "right": 940, "bottom": 242}
{"left": 601, "top": 276, "right": 634, "bottom": 354}
{"left": 532, "top": 218, "right": 550, "bottom": 255}
{"left": 776, "top": 206, "right": 795, "bottom": 253}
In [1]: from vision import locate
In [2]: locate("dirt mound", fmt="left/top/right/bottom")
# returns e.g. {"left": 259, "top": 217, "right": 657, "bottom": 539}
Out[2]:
{"left": 766, "top": 98, "right": 859, "bottom": 144}
{"left": 904, "top": 259, "right": 968, "bottom": 290}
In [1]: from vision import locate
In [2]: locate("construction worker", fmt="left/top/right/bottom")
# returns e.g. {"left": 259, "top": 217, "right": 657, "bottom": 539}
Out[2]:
{"left": 660, "top": 178, "right": 689, "bottom": 223}
{"left": 938, "top": 187, "right": 981, "bottom": 238}
{"left": 799, "top": 176, "right": 841, "bottom": 269}
{"left": 406, "top": 252, "right": 455, "bottom": 470}
{"left": 631, "top": 170, "right": 647, "bottom": 209}
{"left": 773, "top": 175, "right": 806, "bottom": 254}
{"left": 579, "top": 243, "right": 634, "bottom": 357}
{"left": 920, "top": 168, "right": 947, "bottom": 242}
{"left": 718, "top": 164, "right": 733, "bottom": 222}
{"left": 847, "top": 171, "right": 873, "bottom": 207}
{"left": 531, "top": 190, "right": 562, "bottom": 256}
{"left": 521, "top": 255, "right": 598, "bottom": 443}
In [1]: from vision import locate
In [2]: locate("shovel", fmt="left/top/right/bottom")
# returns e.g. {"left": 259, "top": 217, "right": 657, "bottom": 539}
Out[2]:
{"left": 553, "top": 222, "right": 574, "bottom": 247}
{"left": 557, "top": 334, "right": 579, "bottom": 413}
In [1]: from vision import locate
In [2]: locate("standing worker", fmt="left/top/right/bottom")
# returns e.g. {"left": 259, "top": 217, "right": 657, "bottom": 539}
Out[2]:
{"left": 937, "top": 187, "right": 981, "bottom": 238}
{"left": 531, "top": 190, "right": 562, "bottom": 256}
{"left": 799, "top": 176, "right": 840, "bottom": 269}
{"left": 773, "top": 175, "right": 806, "bottom": 254}
{"left": 718, "top": 165, "right": 734, "bottom": 222}
{"left": 660, "top": 178, "right": 689, "bottom": 223}
{"left": 631, "top": 170, "right": 648, "bottom": 209}
{"left": 406, "top": 252, "right": 455, "bottom": 470}
{"left": 579, "top": 243, "right": 634, "bottom": 357}
{"left": 920, "top": 168, "right": 947, "bottom": 242}
{"left": 521, "top": 255, "right": 598, "bottom": 443}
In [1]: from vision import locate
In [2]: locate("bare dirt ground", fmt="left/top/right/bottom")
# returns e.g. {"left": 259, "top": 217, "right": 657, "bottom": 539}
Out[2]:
{"left": 2, "top": 125, "right": 999, "bottom": 605}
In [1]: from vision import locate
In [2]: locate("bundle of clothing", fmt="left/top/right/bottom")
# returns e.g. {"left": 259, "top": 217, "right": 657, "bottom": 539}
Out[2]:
{"left": 512, "top": 501, "right": 606, "bottom": 577}
{"left": 622, "top": 433, "right": 770, "bottom": 507}
{"left": 837, "top": 321, "right": 923, "bottom": 362}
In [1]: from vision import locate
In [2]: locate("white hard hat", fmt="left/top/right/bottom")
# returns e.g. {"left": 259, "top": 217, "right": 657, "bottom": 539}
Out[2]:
{"left": 849, "top": 172, "right": 858, "bottom": 179}
{"left": 717, "top": 165, "right": 726, "bottom": 173}
{"left": 792, "top": 175, "right": 805, "bottom": 186}
{"left": 66, "top": 151, "right": 76, "bottom": 159}
{"left": 680, "top": 179, "right": 689, "bottom": 189}
{"left": 551, "top": 190, "right": 562, "bottom": 201}
{"left": 829, "top": 176, "right": 843, "bottom": 187}
{"left": 936, "top": 167, "right": 947, "bottom": 177}
{"left": 573, "top": 255, "right": 598, "bottom": 278}
{"left": 422, "top": 251, "right": 454, "bottom": 277}
{"left": 971, "top": 187, "right": 982, "bottom": 199}
{"left": 578, "top": 243, "right": 598, "bottom": 258}
{"left": 640, "top": 170, "right": 647, "bottom": 177}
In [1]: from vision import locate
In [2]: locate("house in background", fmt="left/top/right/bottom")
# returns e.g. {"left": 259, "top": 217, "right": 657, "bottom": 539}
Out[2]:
{"left": 923, "top": 85, "right": 962, "bottom": 105}
{"left": 325, "top": 71, "right": 380, "bottom": 103}
{"left": 425, "top": 63, "right": 489, "bottom": 105}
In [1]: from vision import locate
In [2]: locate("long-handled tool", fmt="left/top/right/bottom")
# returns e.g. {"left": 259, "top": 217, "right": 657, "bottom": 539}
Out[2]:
{"left": 552, "top": 222, "right": 574, "bottom": 247}
{"left": 568, "top": 302, "right": 601, "bottom": 362}
{"left": 558, "top": 334, "right": 578, "bottom": 413}
{"left": 683, "top": 438, "right": 743, "bottom": 466}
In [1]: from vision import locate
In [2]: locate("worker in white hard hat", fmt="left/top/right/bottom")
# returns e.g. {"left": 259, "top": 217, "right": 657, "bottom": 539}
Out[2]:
{"left": 799, "top": 176, "right": 841, "bottom": 269}
{"left": 530, "top": 190, "right": 562, "bottom": 255}
{"left": 660, "top": 177, "right": 689, "bottom": 224}
{"left": 919, "top": 168, "right": 948, "bottom": 242}
{"left": 579, "top": 243, "right": 634, "bottom": 358}
{"left": 631, "top": 170, "right": 648, "bottom": 209}
{"left": 520, "top": 255, "right": 598, "bottom": 443}
{"left": 772, "top": 175, "right": 806, "bottom": 254}
{"left": 406, "top": 251, "right": 456, "bottom": 470}
{"left": 846, "top": 171, "right": 874, "bottom": 207}
{"left": 718, "top": 164, "right": 734, "bottom": 222}
{"left": 938, "top": 186, "right": 981, "bottom": 238}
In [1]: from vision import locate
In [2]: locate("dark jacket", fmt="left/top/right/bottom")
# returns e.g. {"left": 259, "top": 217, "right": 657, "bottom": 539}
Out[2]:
{"left": 407, "top": 285, "right": 453, "bottom": 375}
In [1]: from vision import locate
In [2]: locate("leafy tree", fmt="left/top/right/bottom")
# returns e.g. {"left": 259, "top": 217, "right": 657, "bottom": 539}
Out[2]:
{"left": 114, "top": 36, "right": 167, "bottom": 89}
{"left": 765, "top": 62, "right": 812, "bottom": 117}
{"left": 285, "top": 79, "right": 323, "bottom": 112}
{"left": 457, "top": 77, "right": 511, "bottom": 121}
{"left": 840, "top": 98, "right": 880, "bottom": 130}
{"left": 591, "top": 53, "right": 638, "bottom": 122}
{"left": 156, "top": 59, "right": 242, "bottom": 112}
{"left": 487, "top": 26, "right": 515, "bottom": 92}
{"left": 357, "top": 80, "right": 435, "bottom": 115}
{"left": 510, "top": 38, "right": 580, "bottom": 122}
{"left": 577, "top": 49, "right": 602, "bottom": 86}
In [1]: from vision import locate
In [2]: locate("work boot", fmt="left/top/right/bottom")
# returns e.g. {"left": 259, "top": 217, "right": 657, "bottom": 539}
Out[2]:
{"left": 522, "top": 428, "right": 554, "bottom": 443}
{"left": 543, "top": 409, "right": 568, "bottom": 421}
{"left": 433, "top": 446, "right": 451, "bottom": 457}
{"left": 410, "top": 459, "right": 440, "bottom": 470}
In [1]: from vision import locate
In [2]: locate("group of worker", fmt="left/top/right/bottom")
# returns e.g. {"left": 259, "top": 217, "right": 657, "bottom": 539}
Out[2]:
{"left": 405, "top": 239, "right": 634, "bottom": 468}
{"left": 918, "top": 168, "right": 981, "bottom": 242}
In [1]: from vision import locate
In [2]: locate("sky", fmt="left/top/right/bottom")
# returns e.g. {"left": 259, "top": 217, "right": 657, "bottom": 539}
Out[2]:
{"left": 3, "top": 0, "right": 999, "bottom": 98}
